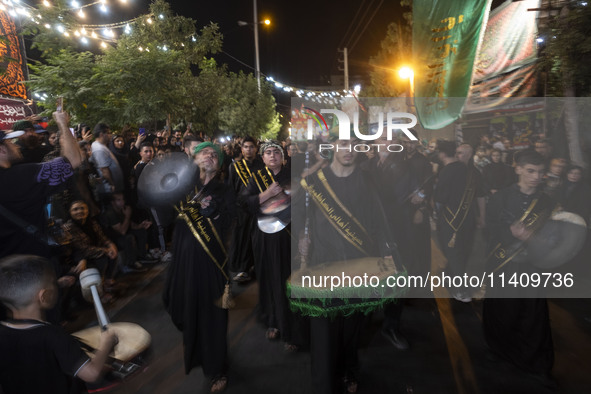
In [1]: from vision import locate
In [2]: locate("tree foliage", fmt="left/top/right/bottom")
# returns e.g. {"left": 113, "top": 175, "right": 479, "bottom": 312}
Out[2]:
{"left": 537, "top": 3, "right": 591, "bottom": 96}
{"left": 219, "top": 72, "right": 281, "bottom": 139}
{"left": 24, "top": 0, "right": 279, "bottom": 139}
{"left": 364, "top": 1, "right": 412, "bottom": 97}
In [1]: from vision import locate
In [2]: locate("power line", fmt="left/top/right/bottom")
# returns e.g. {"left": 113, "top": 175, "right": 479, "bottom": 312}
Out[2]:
{"left": 348, "top": 0, "right": 384, "bottom": 53}
{"left": 337, "top": 0, "right": 368, "bottom": 50}
{"left": 343, "top": 0, "right": 378, "bottom": 50}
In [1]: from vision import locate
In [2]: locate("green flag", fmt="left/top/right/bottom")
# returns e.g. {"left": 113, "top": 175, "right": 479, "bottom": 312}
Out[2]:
{"left": 413, "top": 0, "right": 491, "bottom": 129}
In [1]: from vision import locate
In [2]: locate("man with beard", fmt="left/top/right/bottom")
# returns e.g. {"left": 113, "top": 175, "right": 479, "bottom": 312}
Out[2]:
{"left": 240, "top": 141, "right": 302, "bottom": 350}
{"left": 12, "top": 120, "right": 51, "bottom": 164}
{"left": 297, "top": 138, "right": 399, "bottom": 393}
{"left": 162, "top": 142, "right": 234, "bottom": 393}
{"left": 483, "top": 150, "right": 556, "bottom": 388}
{"left": 227, "top": 136, "right": 263, "bottom": 283}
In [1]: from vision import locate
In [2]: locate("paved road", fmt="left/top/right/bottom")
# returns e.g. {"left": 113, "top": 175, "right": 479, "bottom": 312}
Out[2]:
{"left": 68, "top": 238, "right": 591, "bottom": 394}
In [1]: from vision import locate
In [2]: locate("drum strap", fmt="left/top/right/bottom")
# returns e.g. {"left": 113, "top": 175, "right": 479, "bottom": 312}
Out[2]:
{"left": 487, "top": 196, "right": 557, "bottom": 272}
{"left": 234, "top": 159, "right": 253, "bottom": 188}
{"left": 301, "top": 169, "right": 372, "bottom": 256}
{"left": 443, "top": 168, "right": 477, "bottom": 248}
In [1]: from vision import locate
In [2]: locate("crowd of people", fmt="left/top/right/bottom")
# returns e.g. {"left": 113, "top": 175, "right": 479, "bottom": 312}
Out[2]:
{"left": 1, "top": 111, "right": 590, "bottom": 393}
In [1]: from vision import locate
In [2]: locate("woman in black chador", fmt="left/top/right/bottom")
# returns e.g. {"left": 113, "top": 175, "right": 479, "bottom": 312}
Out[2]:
{"left": 163, "top": 143, "right": 234, "bottom": 393}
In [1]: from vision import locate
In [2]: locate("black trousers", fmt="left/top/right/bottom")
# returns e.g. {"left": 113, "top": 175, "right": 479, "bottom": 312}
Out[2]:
{"left": 309, "top": 313, "right": 366, "bottom": 394}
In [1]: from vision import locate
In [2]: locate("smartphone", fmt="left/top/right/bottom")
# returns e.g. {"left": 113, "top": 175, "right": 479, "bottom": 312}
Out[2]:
{"left": 56, "top": 97, "right": 63, "bottom": 113}
{"left": 139, "top": 127, "right": 146, "bottom": 136}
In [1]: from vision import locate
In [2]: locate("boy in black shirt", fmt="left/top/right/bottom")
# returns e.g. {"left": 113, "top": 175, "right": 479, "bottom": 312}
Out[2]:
{"left": 0, "top": 255, "right": 118, "bottom": 393}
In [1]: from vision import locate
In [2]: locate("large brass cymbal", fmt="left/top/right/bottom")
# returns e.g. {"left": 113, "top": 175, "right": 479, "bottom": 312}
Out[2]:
{"left": 138, "top": 152, "right": 198, "bottom": 207}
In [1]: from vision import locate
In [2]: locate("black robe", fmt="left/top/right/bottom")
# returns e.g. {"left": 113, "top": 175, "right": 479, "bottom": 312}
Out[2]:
{"left": 294, "top": 166, "right": 394, "bottom": 394}
{"left": 162, "top": 177, "right": 234, "bottom": 377}
{"left": 240, "top": 166, "right": 300, "bottom": 344}
{"left": 482, "top": 185, "right": 554, "bottom": 375}
{"left": 227, "top": 157, "right": 264, "bottom": 274}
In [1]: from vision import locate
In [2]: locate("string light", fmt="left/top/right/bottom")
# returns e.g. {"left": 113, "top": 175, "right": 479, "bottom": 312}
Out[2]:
{"left": 42, "top": 0, "right": 50, "bottom": 7}
{"left": 77, "top": 9, "right": 84, "bottom": 18}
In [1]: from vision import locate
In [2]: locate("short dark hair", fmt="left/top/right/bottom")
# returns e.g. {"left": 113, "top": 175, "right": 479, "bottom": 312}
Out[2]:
{"left": 515, "top": 150, "right": 544, "bottom": 167}
{"left": 0, "top": 255, "right": 54, "bottom": 310}
{"left": 183, "top": 134, "right": 198, "bottom": 145}
{"left": 437, "top": 140, "right": 457, "bottom": 158}
{"left": 242, "top": 136, "right": 256, "bottom": 146}
{"left": 93, "top": 123, "right": 110, "bottom": 139}
{"left": 139, "top": 142, "right": 154, "bottom": 151}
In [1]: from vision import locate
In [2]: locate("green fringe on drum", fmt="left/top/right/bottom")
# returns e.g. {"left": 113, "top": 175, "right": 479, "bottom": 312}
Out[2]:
{"left": 286, "top": 272, "right": 409, "bottom": 319}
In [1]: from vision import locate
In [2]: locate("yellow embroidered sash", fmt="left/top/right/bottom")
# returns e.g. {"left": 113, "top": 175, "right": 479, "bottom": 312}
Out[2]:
{"left": 301, "top": 169, "right": 372, "bottom": 256}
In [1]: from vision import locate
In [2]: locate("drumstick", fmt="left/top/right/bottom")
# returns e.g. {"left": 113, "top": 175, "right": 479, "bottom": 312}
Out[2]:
{"left": 80, "top": 268, "right": 110, "bottom": 330}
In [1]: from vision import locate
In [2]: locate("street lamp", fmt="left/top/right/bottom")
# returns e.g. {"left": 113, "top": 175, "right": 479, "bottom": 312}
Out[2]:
{"left": 398, "top": 66, "right": 414, "bottom": 110}
{"left": 237, "top": 1, "right": 271, "bottom": 92}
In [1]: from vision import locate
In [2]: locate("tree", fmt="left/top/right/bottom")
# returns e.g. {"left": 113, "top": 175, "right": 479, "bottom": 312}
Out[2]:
{"left": 364, "top": 1, "right": 412, "bottom": 97}
{"left": 24, "top": 0, "right": 280, "bottom": 139}
{"left": 219, "top": 71, "right": 281, "bottom": 139}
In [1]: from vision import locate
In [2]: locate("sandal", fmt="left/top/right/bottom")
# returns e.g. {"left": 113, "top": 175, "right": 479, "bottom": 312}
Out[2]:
{"left": 265, "top": 327, "right": 279, "bottom": 340}
{"left": 210, "top": 376, "right": 227, "bottom": 393}
{"left": 284, "top": 343, "right": 298, "bottom": 353}
{"left": 343, "top": 376, "right": 358, "bottom": 393}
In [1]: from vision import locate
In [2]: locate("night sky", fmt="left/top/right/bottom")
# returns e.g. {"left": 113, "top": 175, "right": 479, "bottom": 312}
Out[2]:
{"left": 168, "top": 0, "right": 405, "bottom": 89}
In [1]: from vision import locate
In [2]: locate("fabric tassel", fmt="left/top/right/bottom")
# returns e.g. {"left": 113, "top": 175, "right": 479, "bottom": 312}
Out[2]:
{"left": 221, "top": 283, "right": 235, "bottom": 309}
{"left": 448, "top": 232, "right": 456, "bottom": 248}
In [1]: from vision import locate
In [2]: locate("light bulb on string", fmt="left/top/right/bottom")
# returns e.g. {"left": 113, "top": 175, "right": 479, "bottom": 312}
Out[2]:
{"left": 81, "top": 27, "right": 86, "bottom": 35}
{"left": 71, "top": 0, "right": 79, "bottom": 7}
{"left": 64, "top": 31, "right": 70, "bottom": 37}
{"left": 146, "top": 17, "right": 152, "bottom": 24}
{"left": 158, "top": 14, "right": 164, "bottom": 19}
{"left": 42, "top": 0, "right": 50, "bottom": 7}
{"left": 74, "top": 30, "right": 80, "bottom": 37}
{"left": 124, "top": 24, "right": 131, "bottom": 34}
{"left": 91, "top": 32, "right": 97, "bottom": 38}
{"left": 77, "top": 9, "right": 84, "bottom": 18}
{"left": 100, "top": 3, "right": 107, "bottom": 13}
{"left": 44, "top": 23, "right": 50, "bottom": 28}
{"left": 0, "top": 4, "right": 5, "bottom": 11}
{"left": 56, "top": 24, "right": 65, "bottom": 33}
{"left": 100, "top": 41, "right": 107, "bottom": 48}
{"left": 80, "top": 37, "right": 88, "bottom": 44}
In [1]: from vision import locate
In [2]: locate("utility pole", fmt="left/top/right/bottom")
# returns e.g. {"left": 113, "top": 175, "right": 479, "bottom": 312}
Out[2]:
{"left": 253, "top": 0, "right": 261, "bottom": 92}
{"left": 338, "top": 48, "right": 349, "bottom": 91}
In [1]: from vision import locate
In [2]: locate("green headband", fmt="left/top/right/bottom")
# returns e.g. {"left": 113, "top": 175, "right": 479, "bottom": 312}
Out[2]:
{"left": 193, "top": 141, "right": 224, "bottom": 163}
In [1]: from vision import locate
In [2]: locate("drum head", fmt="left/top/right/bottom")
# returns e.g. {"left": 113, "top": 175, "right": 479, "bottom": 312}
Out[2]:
{"left": 138, "top": 153, "right": 198, "bottom": 208}
{"left": 72, "top": 322, "right": 151, "bottom": 362}
{"left": 527, "top": 211, "right": 587, "bottom": 269}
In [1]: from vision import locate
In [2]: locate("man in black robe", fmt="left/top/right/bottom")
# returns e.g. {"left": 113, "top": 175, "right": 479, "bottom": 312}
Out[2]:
{"left": 297, "top": 138, "right": 397, "bottom": 393}
{"left": 227, "top": 136, "right": 263, "bottom": 283}
{"left": 162, "top": 142, "right": 234, "bottom": 393}
{"left": 239, "top": 141, "right": 302, "bottom": 349}
{"left": 483, "top": 150, "right": 556, "bottom": 387}
{"left": 434, "top": 140, "right": 485, "bottom": 302}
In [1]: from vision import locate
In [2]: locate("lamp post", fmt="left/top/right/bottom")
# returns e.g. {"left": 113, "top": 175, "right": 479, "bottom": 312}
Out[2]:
{"left": 398, "top": 66, "right": 414, "bottom": 111}
{"left": 238, "top": 1, "right": 271, "bottom": 92}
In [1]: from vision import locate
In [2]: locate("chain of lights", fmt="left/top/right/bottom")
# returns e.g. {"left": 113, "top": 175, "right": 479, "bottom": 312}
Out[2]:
{"left": 266, "top": 76, "right": 361, "bottom": 105}
{"left": 0, "top": 0, "right": 142, "bottom": 47}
